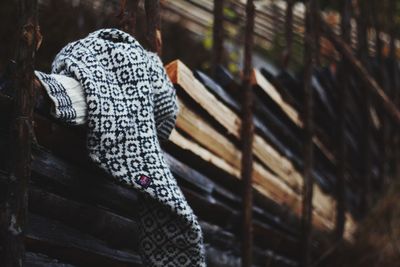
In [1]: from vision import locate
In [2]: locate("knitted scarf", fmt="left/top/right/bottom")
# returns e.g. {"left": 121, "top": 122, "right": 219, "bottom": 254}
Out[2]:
{"left": 35, "top": 28, "right": 205, "bottom": 267}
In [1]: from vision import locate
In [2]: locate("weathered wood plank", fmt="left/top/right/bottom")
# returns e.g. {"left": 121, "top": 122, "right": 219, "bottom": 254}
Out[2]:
{"left": 26, "top": 214, "right": 142, "bottom": 267}
{"left": 201, "top": 221, "right": 298, "bottom": 267}
{"left": 27, "top": 186, "right": 139, "bottom": 250}
{"left": 26, "top": 252, "right": 77, "bottom": 267}
{"left": 184, "top": 188, "right": 300, "bottom": 260}
{"left": 31, "top": 147, "right": 140, "bottom": 220}
{"left": 169, "top": 129, "right": 240, "bottom": 178}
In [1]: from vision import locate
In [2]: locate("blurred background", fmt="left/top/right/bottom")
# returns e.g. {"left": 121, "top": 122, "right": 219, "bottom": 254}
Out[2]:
{"left": 2, "top": 1, "right": 398, "bottom": 75}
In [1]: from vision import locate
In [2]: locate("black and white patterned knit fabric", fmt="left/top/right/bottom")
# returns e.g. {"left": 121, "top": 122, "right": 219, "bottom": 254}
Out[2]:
{"left": 35, "top": 28, "right": 206, "bottom": 267}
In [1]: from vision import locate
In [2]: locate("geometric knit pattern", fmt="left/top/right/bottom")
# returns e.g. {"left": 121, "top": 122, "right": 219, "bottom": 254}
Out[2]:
{"left": 35, "top": 28, "right": 205, "bottom": 267}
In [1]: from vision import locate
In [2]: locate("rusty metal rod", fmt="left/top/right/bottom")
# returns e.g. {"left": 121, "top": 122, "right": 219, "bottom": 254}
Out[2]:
{"left": 335, "top": 0, "right": 352, "bottom": 240}
{"left": 117, "top": 0, "right": 128, "bottom": 32}
{"left": 372, "top": 0, "right": 391, "bottom": 186}
{"left": 212, "top": 0, "right": 224, "bottom": 78}
{"left": 356, "top": 0, "right": 372, "bottom": 215}
{"left": 241, "top": 0, "right": 255, "bottom": 266}
{"left": 0, "top": 0, "right": 38, "bottom": 265}
{"left": 282, "top": 0, "right": 294, "bottom": 69}
{"left": 300, "top": 0, "right": 317, "bottom": 265}
{"left": 389, "top": 0, "right": 400, "bottom": 179}
{"left": 117, "top": 0, "right": 140, "bottom": 36}
{"left": 145, "top": 0, "right": 162, "bottom": 56}
{"left": 130, "top": 0, "right": 140, "bottom": 35}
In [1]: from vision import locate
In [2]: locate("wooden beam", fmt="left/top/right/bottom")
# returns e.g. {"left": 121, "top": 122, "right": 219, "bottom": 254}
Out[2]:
{"left": 252, "top": 69, "right": 301, "bottom": 127}
{"left": 0, "top": 0, "right": 38, "bottom": 265}
{"left": 27, "top": 186, "right": 139, "bottom": 250}
{"left": 26, "top": 214, "right": 142, "bottom": 267}
{"left": 30, "top": 147, "right": 140, "bottom": 220}
{"left": 26, "top": 252, "right": 77, "bottom": 267}
{"left": 201, "top": 221, "right": 298, "bottom": 267}
{"left": 183, "top": 186, "right": 300, "bottom": 261}
{"left": 170, "top": 129, "right": 239, "bottom": 178}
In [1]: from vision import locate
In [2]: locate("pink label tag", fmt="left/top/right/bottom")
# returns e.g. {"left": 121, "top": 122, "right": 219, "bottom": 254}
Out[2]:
{"left": 137, "top": 174, "right": 152, "bottom": 188}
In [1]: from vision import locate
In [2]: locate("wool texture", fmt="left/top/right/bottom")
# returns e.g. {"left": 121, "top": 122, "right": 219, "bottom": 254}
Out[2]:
{"left": 35, "top": 28, "right": 205, "bottom": 267}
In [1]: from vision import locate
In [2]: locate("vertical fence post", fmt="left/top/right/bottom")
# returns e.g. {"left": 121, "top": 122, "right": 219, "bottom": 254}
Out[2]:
{"left": 356, "top": 0, "right": 372, "bottom": 215}
{"left": 117, "top": 0, "right": 128, "bottom": 33}
{"left": 145, "top": 0, "right": 162, "bottom": 56}
{"left": 301, "top": 0, "right": 317, "bottom": 265}
{"left": 130, "top": 0, "right": 141, "bottom": 36}
{"left": 373, "top": 0, "right": 391, "bottom": 186}
{"left": 335, "top": 0, "right": 352, "bottom": 240}
{"left": 117, "top": 0, "right": 140, "bottom": 36}
{"left": 0, "top": 0, "right": 38, "bottom": 265}
{"left": 241, "top": 0, "right": 255, "bottom": 266}
{"left": 389, "top": 0, "right": 400, "bottom": 180}
{"left": 212, "top": 0, "right": 224, "bottom": 78}
{"left": 282, "top": 0, "right": 294, "bottom": 69}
